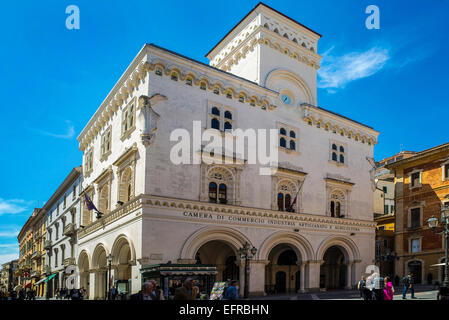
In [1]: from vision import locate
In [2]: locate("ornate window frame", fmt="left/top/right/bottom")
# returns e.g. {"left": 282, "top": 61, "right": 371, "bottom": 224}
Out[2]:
{"left": 407, "top": 201, "right": 424, "bottom": 229}
{"left": 100, "top": 126, "right": 112, "bottom": 162}
{"left": 325, "top": 177, "right": 354, "bottom": 218}
{"left": 329, "top": 139, "right": 347, "bottom": 167}
{"left": 113, "top": 144, "right": 138, "bottom": 205}
{"left": 277, "top": 122, "right": 299, "bottom": 155}
{"left": 271, "top": 165, "right": 306, "bottom": 213}
{"left": 408, "top": 169, "right": 423, "bottom": 190}
{"left": 441, "top": 159, "right": 449, "bottom": 182}
{"left": 207, "top": 100, "right": 236, "bottom": 133}
{"left": 200, "top": 163, "right": 243, "bottom": 206}
{"left": 94, "top": 167, "right": 113, "bottom": 214}
{"left": 121, "top": 98, "right": 137, "bottom": 141}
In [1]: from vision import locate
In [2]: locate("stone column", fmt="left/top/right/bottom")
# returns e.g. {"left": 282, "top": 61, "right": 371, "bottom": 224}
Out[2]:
{"left": 236, "top": 259, "right": 245, "bottom": 297}
{"left": 346, "top": 261, "right": 353, "bottom": 289}
{"left": 89, "top": 271, "right": 95, "bottom": 300}
{"left": 300, "top": 262, "right": 306, "bottom": 292}
{"left": 249, "top": 260, "right": 269, "bottom": 297}
{"left": 308, "top": 260, "right": 323, "bottom": 292}
{"left": 131, "top": 264, "right": 141, "bottom": 295}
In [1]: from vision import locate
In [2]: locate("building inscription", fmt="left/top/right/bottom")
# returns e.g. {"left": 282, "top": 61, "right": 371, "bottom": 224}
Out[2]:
{"left": 182, "top": 211, "right": 361, "bottom": 232}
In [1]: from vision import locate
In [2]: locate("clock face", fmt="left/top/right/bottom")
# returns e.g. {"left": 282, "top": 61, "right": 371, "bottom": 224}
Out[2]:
{"left": 282, "top": 94, "right": 291, "bottom": 105}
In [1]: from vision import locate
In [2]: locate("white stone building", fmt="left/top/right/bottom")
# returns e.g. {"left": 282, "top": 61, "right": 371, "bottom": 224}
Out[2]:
{"left": 76, "top": 3, "right": 379, "bottom": 299}
{"left": 43, "top": 167, "right": 83, "bottom": 297}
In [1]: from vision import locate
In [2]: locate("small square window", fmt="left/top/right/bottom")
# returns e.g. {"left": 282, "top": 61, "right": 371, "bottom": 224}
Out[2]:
{"left": 411, "top": 172, "right": 420, "bottom": 187}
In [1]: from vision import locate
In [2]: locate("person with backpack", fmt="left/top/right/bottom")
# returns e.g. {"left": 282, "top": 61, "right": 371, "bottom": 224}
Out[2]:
{"left": 224, "top": 280, "right": 239, "bottom": 300}
{"left": 402, "top": 272, "right": 416, "bottom": 299}
{"left": 357, "top": 276, "right": 367, "bottom": 300}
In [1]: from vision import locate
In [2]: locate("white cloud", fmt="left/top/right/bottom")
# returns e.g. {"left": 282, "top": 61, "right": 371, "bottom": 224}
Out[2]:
{"left": 34, "top": 120, "right": 75, "bottom": 139}
{"left": 0, "top": 230, "right": 20, "bottom": 237}
{"left": 0, "top": 253, "right": 19, "bottom": 265}
{"left": 0, "top": 198, "right": 29, "bottom": 215}
{"left": 318, "top": 46, "right": 390, "bottom": 91}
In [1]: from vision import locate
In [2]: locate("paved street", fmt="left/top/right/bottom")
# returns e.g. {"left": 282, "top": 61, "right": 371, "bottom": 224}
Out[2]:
{"left": 252, "top": 285, "right": 439, "bottom": 300}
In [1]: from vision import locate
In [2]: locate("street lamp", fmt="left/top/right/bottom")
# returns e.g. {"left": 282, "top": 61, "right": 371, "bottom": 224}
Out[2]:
{"left": 427, "top": 206, "right": 449, "bottom": 288}
{"left": 237, "top": 242, "right": 257, "bottom": 299}
{"left": 106, "top": 254, "right": 113, "bottom": 300}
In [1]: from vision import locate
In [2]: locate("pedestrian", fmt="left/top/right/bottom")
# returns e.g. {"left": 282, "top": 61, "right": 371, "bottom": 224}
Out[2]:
{"left": 131, "top": 282, "right": 157, "bottom": 300}
{"left": 383, "top": 276, "right": 394, "bottom": 300}
{"left": 110, "top": 285, "right": 118, "bottom": 300}
{"left": 357, "top": 276, "right": 366, "bottom": 300}
{"left": 174, "top": 278, "right": 199, "bottom": 300}
{"left": 223, "top": 280, "right": 239, "bottom": 300}
{"left": 402, "top": 272, "right": 416, "bottom": 299}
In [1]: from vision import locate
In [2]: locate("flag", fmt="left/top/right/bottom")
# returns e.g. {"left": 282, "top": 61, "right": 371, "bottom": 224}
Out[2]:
{"left": 84, "top": 193, "right": 98, "bottom": 212}
{"left": 287, "top": 182, "right": 304, "bottom": 212}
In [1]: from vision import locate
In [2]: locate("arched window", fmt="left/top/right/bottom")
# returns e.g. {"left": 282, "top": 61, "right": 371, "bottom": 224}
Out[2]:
{"left": 293, "top": 38, "right": 298, "bottom": 43}
{"left": 224, "top": 111, "right": 232, "bottom": 120}
{"left": 277, "top": 193, "right": 284, "bottom": 211}
{"left": 263, "top": 23, "right": 269, "bottom": 29}
{"left": 274, "top": 28, "right": 279, "bottom": 34}
{"left": 226, "top": 91, "right": 232, "bottom": 99}
{"left": 332, "top": 144, "right": 337, "bottom": 150}
{"left": 340, "top": 146, "right": 345, "bottom": 153}
{"left": 209, "top": 182, "right": 217, "bottom": 203}
{"left": 224, "top": 121, "right": 232, "bottom": 130}
{"left": 155, "top": 68, "right": 162, "bottom": 76}
{"left": 285, "top": 194, "right": 291, "bottom": 211}
{"left": 171, "top": 72, "right": 178, "bottom": 81}
{"left": 283, "top": 33, "right": 289, "bottom": 39}
{"left": 250, "top": 99, "right": 256, "bottom": 106}
{"left": 185, "top": 78, "right": 192, "bottom": 86}
{"left": 200, "top": 82, "right": 207, "bottom": 90}
{"left": 301, "top": 42, "right": 306, "bottom": 48}
{"left": 280, "top": 137, "right": 286, "bottom": 148}
{"left": 127, "top": 184, "right": 132, "bottom": 202}
{"left": 238, "top": 95, "right": 244, "bottom": 103}
{"left": 336, "top": 202, "right": 341, "bottom": 217}
{"left": 340, "top": 155, "right": 345, "bottom": 164}
{"left": 280, "top": 128, "right": 286, "bottom": 135}
{"left": 290, "top": 140, "right": 296, "bottom": 150}
{"left": 332, "top": 152, "right": 337, "bottom": 161}
{"left": 290, "top": 131, "right": 295, "bottom": 138}
{"left": 330, "top": 201, "right": 335, "bottom": 217}
{"left": 211, "top": 107, "right": 220, "bottom": 116}
{"left": 211, "top": 118, "right": 220, "bottom": 130}
{"left": 218, "top": 184, "right": 227, "bottom": 204}
{"left": 213, "top": 87, "right": 220, "bottom": 95}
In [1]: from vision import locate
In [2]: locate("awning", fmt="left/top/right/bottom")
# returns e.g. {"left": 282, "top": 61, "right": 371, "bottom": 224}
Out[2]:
{"left": 34, "top": 277, "right": 47, "bottom": 286}
{"left": 44, "top": 273, "right": 57, "bottom": 282}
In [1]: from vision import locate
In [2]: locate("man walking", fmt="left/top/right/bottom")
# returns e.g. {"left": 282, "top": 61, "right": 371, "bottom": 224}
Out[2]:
{"left": 402, "top": 272, "right": 416, "bottom": 299}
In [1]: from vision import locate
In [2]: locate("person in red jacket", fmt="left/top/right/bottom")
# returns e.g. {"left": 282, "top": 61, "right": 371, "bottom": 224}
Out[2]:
{"left": 383, "top": 276, "right": 395, "bottom": 300}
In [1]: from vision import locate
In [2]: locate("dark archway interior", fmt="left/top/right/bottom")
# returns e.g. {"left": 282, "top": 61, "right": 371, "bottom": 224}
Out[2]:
{"left": 320, "top": 246, "right": 347, "bottom": 289}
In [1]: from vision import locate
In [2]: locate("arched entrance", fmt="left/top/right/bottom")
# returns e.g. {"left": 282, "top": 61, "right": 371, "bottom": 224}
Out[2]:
{"left": 195, "top": 240, "right": 239, "bottom": 282}
{"left": 407, "top": 260, "right": 422, "bottom": 284}
{"left": 92, "top": 244, "right": 108, "bottom": 300}
{"left": 320, "top": 246, "right": 347, "bottom": 289}
{"left": 78, "top": 251, "right": 90, "bottom": 299}
{"left": 265, "top": 245, "right": 300, "bottom": 294}
{"left": 111, "top": 236, "right": 135, "bottom": 295}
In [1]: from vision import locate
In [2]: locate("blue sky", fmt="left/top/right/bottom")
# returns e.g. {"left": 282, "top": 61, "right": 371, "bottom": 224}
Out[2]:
{"left": 0, "top": 0, "right": 448, "bottom": 263}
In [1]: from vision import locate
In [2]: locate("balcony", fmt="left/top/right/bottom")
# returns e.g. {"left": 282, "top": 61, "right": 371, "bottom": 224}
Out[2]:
{"left": 30, "top": 270, "right": 41, "bottom": 278}
{"left": 63, "top": 223, "right": 76, "bottom": 237}
{"left": 43, "top": 265, "right": 51, "bottom": 275}
{"left": 31, "top": 251, "right": 41, "bottom": 260}
{"left": 63, "top": 257, "right": 76, "bottom": 267}
{"left": 44, "top": 240, "right": 52, "bottom": 250}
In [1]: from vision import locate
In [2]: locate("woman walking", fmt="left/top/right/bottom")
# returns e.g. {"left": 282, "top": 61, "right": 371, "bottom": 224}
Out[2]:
{"left": 383, "top": 276, "right": 394, "bottom": 300}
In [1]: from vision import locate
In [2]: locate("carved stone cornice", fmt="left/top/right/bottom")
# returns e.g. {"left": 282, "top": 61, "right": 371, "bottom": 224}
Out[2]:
{"left": 113, "top": 143, "right": 138, "bottom": 167}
